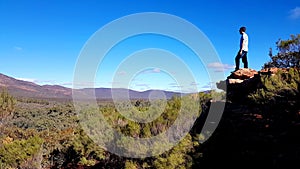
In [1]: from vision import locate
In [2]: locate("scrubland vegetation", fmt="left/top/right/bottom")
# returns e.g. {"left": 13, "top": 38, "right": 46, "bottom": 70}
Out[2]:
{"left": 0, "top": 90, "right": 222, "bottom": 168}
{"left": 0, "top": 34, "right": 299, "bottom": 168}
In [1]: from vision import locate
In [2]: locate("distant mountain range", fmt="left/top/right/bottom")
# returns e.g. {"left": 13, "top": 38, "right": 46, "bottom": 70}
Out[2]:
{"left": 0, "top": 73, "right": 182, "bottom": 100}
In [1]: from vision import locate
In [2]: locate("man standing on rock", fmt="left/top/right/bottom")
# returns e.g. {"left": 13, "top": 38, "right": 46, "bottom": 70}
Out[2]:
{"left": 235, "top": 26, "right": 248, "bottom": 71}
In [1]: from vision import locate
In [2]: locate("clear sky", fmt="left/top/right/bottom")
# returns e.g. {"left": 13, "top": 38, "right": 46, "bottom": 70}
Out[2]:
{"left": 1, "top": 0, "right": 300, "bottom": 92}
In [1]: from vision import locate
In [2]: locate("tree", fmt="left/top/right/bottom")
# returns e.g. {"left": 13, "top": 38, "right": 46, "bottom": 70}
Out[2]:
{"left": 264, "top": 34, "right": 300, "bottom": 68}
{"left": 0, "top": 88, "right": 16, "bottom": 119}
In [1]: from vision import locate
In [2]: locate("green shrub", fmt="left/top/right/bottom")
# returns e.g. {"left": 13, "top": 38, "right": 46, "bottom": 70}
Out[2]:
{"left": 153, "top": 134, "right": 194, "bottom": 169}
{"left": 124, "top": 160, "right": 138, "bottom": 169}
{"left": 249, "top": 68, "right": 300, "bottom": 104}
{"left": 0, "top": 89, "right": 16, "bottom": 119}
{"left": 0, "top": 135, "right": 43, "bottom": 168}
{"left": 79, "top": 157, "right": 96, "bottom": 166}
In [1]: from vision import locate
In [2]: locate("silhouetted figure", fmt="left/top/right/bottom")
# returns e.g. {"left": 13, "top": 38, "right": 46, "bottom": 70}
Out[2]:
{"left": 235, "top": 26, "right": 249, "bottom": 71}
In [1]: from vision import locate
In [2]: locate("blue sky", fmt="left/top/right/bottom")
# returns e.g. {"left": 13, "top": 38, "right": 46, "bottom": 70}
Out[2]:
{"left": 1, "top": 0, "right": 300, "bottom": 92}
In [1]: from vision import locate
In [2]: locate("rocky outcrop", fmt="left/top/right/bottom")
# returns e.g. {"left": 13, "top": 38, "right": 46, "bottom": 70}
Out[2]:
{"left": 259, "top": 67, "right": 289, "bottom": 75}
{"left": 217, "top": 67, "right": 299, "bottom": 102}
{"left": 216, "top": 68, "right": 259, "bottom": 92}
{"left": 203, "top": 67, "right": 300, "bottom": 168}
{"left": 228, "top": 68, "right": 258, "bottom": 80}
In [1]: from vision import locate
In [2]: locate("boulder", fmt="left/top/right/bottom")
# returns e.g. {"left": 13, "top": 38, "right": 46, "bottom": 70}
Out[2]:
{"left": 259, "top": 67, "right": 279, "bottom": 74}
{"left": 228, "top": 68, "right": 258, "bottom": 80}
{"left": 216, "top": 68, "right": 258, "bottom": 91}
{"left": 259, "top": 67, "right": 289, "bottom": 75}
{"left": 228, "top": 79, "right": 244, "bottom": 84}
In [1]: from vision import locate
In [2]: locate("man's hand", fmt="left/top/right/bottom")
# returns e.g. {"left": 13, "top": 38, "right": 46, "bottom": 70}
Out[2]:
{"left": 239, "top": 50, "right": 242, "bottom": 55}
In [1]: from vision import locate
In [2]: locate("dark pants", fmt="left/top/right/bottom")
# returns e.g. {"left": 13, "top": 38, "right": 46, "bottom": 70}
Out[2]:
{"left": 235, "top": 50, "right": 248, "bottom": 70}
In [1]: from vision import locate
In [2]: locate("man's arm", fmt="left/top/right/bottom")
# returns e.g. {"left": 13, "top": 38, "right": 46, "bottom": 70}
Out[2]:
{"left": 239, "top": 34, "right": 246, "bottom": 55}
{"left": 239, "top": 39, "right": 244, "bottom": 55}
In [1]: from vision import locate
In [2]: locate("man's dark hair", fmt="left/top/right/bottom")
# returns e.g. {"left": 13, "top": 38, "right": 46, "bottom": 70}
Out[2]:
{"left": 240, "top": 26, "right": 246, "bottom": 32}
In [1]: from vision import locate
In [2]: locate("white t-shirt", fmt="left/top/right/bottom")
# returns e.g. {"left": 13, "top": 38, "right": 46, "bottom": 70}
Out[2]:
{"left": 240, "top": 32, "right": 248, "bottom": 52}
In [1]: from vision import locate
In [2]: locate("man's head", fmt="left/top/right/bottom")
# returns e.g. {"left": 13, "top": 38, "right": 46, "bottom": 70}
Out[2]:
{"left": 239, "top": 26, "right": 246, "bottom": 34}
